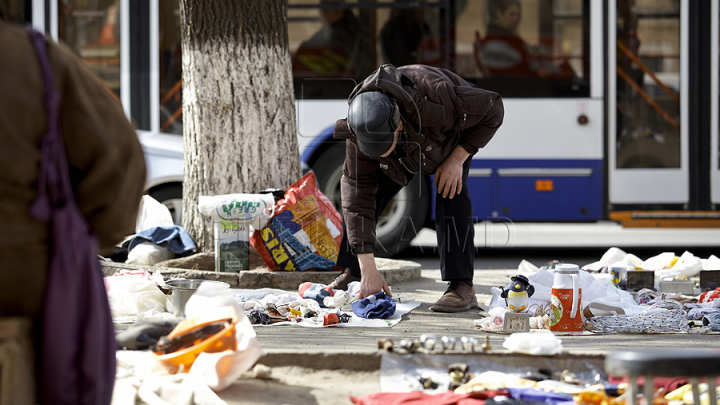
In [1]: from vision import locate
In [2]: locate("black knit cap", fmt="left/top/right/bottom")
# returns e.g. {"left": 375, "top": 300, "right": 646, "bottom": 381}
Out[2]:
{"left": 347, "top": 91, "right": 397, "bottom": 158}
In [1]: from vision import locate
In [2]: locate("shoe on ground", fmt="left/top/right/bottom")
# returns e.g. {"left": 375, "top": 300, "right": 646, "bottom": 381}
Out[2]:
{"left": 328, "top": 269, "right": 361, "bottom": 290}
{"left": 430, "top": 281, "right": 478, "bottom": 313}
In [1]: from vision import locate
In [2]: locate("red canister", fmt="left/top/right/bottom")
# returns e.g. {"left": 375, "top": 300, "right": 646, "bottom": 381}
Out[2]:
{"left": 549, "top": 264, "right": 584, "bottom": 332}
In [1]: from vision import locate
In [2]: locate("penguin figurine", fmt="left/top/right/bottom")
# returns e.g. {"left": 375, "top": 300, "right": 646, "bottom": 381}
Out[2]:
{"left": 500, "top": 274, "right": 535, "bottom": 313}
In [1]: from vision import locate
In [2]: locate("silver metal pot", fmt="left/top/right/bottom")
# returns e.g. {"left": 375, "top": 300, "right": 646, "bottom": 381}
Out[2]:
{"left": 164, "top": 279, "right": 230, "bottom": 317}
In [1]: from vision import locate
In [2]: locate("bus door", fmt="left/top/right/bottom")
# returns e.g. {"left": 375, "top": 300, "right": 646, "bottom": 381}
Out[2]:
{"left": 608, "top": 0, "right": 689, "bottom": 208}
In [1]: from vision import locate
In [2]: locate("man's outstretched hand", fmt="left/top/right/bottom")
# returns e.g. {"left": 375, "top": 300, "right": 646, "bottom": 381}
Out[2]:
{"left": 357, "top": 253, "right": 392, "bottom": 299}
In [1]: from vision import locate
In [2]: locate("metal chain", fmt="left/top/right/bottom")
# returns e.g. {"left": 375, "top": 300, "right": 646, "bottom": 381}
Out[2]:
{"left": 585, "top": 300, "right": 689, "bottom": 333}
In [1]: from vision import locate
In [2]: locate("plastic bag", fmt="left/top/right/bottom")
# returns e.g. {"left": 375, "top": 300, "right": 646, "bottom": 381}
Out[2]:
{"left": 502, "top": 331, "right": 563, "bottom": 355}
{"left": 197, "top": 193, "right": 275, "bottom": 231}
{"left": 250, "top": 172, "right": 343, "bottom": 271}
{"left": 136, "top": 195, "right": 175, "bottom": 234}
{"left": 126, "top": 241, "right": 175, "bottom": 266}
{"left": 106, "top": 270, "right": 170, "bottom": 323}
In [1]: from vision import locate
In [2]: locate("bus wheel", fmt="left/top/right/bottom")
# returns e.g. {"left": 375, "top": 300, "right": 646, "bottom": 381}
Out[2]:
{"left": 148, "top": 183, "right": 183, "bottom": 225}
{"left": 312, "top": 142, "right": 429, "bottom": 258}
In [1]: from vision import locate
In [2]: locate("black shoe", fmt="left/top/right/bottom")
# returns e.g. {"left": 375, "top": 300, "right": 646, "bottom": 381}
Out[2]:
{"left": 328, "top": 269, "right": 361, "bottom": 290}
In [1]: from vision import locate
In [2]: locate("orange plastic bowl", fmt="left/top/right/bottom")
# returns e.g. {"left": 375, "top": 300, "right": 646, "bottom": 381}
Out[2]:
{"left": 152, "top": 306, "right": 238, "bottom": 373}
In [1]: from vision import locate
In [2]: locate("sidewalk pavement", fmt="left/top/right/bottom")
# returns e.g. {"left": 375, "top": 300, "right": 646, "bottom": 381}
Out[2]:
{"left": 104, "top": 259, "right": 720, "bottom": 405}
{"left": 103, "top": 258, "right": 720, "bottom": 360}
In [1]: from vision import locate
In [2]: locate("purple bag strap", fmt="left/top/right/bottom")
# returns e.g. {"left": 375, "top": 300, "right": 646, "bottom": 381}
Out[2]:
{"left": 26, "top": 27, "right": 116, "bottom": 405}
{"left": 27, "top": 26, "right": 72, "bottom": 221}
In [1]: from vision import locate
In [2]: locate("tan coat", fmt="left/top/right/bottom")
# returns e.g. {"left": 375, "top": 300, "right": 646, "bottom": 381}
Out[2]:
{"left": 0, "top": 20, "right": 146, "bottom": 318}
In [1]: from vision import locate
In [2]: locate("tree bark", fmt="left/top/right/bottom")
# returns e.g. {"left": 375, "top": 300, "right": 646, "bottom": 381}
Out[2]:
{"left": 180, "top": 0, "right": 300, "bottom": 251}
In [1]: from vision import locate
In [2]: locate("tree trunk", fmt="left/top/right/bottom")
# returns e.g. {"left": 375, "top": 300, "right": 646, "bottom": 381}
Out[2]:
{"left": 180, "top": 0, "right": 300, "bottom": 251}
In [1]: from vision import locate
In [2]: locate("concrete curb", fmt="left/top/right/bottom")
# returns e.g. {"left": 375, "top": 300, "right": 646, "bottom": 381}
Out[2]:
{"left": 101, "top": 257, "right": 421, "bottom": 290}
{"left": 255, "top": 348, "right": 607, "bottom": 373}
{"left": 258, "top": 349, "right": 382, "bottom": 371}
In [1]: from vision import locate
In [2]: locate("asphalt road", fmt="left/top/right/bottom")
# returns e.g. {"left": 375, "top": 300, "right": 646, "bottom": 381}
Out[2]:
{"left": 393, "top": 246, "right": 720, "bottom": 272}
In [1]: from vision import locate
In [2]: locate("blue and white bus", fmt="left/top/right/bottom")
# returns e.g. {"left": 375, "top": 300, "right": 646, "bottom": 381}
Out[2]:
{"left": 16, "top": 0, "right": 720, "bottom": 254}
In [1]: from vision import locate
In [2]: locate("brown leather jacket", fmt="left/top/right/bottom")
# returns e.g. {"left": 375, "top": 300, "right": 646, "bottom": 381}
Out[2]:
{"left": 333, "top": 64, "right": 504, "bottom": 254}
{"left": 0, "top": 21, "right": 145, "bottom": 317}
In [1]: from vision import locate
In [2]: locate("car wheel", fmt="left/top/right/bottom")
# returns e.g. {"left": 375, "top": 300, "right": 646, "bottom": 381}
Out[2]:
{"left": 148, "top": 183, "right": 183, "bottom": 225}
{"left": 312, "top": 142, "right": 429, "bottom": 257}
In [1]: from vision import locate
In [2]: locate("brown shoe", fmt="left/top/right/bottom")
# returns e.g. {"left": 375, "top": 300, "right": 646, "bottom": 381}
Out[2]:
{"left": 327, "top": 269, "right": 361, "bottom": 290}
{"left": 430, "top": 282, "right": 478, "bottom": 313}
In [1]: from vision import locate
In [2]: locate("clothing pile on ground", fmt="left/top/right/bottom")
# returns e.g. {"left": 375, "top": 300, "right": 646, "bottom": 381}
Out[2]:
{"left": 237, "top": 281, "right": 420, "bottom": 328}
{"left": 477, "top": 247, "right": 720, "bottom": 334}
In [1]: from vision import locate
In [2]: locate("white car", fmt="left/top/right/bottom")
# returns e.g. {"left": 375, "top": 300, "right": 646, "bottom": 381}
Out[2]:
{"left": 138, "top": 130, "right": 184, "bottom": 224}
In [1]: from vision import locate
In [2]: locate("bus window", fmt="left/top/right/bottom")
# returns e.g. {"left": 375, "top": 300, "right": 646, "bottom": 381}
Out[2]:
{"left": 379, "top": 0, "right": 444, "bottom": 68}
{"left": 58, "top": 0, "right": 121, "bottom": 99}
{"left": 289, "top": 1, "right": 373, "bottom": 79}
{"left": 615, "top": 0, "right": 680, "bottom": 169}
{"left": 289, "top": 0, "right": 450, "bottom": 100}
{"left": 159, "top": 0, "right": 182, "bottom": 135}
{"left": 455, "top": 0, "right": 590, "bottom": 98}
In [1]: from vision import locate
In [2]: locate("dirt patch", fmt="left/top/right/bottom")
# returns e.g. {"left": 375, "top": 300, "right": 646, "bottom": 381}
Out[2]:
{"left": 219, "top": 366, "right": 380, "bottom": 405}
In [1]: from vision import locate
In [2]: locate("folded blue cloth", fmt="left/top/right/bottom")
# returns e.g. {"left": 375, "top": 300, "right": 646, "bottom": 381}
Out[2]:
{"left": 703, "top": 312, "right": 720, "bottom": 331}
{"left": 352, "top": 292, "right": 396, "bottom": 319}
{"left": 128, "top": 226, "right": 197, "bottom": 255}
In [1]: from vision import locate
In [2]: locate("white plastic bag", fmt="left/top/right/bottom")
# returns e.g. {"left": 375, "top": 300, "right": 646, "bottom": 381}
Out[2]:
{"left": 642, "top": 252, "right": 677, "bottom": 271}
{"left": 582, "top": 247, "right": 627, "bottom": 271}
{"left": 126, "top": 240, "right": 174, "bottom": 266}
{"left": 197, "top": 193, "right": 275, "bottom": 231}
{"left": 502, "top": 331, "right": 563, "bottom": 355}
{"left": 136, "top": 195, "right": 175, "bottom": 233}
{"left": 106, "top": 270, "right": 169, "bottom": 323}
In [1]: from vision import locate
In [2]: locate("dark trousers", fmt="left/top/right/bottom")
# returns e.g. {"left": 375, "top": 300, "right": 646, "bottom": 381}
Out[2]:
{"left": 337, "top": 157, "right": 475, "bottom": 284}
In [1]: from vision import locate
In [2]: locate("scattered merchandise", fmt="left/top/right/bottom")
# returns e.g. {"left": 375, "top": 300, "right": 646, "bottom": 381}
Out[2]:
{"left": 702, "top": 312, "right": 720, "bottom": 331}
{"left": 115, "top": 320, "right": 179, "bottom": 350}
{"left": 106, "top": 270, "right": 171, "bottom": 324}
{"left": 625, "top": 270, "right": 655, "bottom": 291}
{"left": 250, "top": 172, "right": 343, "bottom": 272}
{"left": 352, "top": 292, "right": 397, "bottom": 319}
{"left": 700, "top": 270, "right": 720, "bottom": 291}
{"left": 658, "top": 279, "right": 694, "bottom": 294}
{"left": 549, "top": 264, "right": 583, "bottom": 333}
{"left": 379, "top": 350, "right": 607, "bottom": 396}
{"left": 479, "top": 248, "right": 720, "bottom": 335}
{"left": 699, "top": 287, "right": 720, "bottom": 303}
{"left": 500, "top": 274, "right": 535, "bottom": 313}
{"left": 584, "top": 300, "right": 689, "bottom": 333}
{"left": 298, "top": 282, "right": 336, "bottom": 307}
{"left": 164, "top": 279, "right": 231, "bottom": 317}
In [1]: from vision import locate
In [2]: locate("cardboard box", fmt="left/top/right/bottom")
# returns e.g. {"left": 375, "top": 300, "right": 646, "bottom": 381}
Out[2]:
{"left": 700, "top": 270, "right": 720, "bottom": 292}
{"left": 214, "top": 220, "right": 250, "bottom": 272}
{"left": 626, "top": 270, "right": 654, "bottom": 291}
{"left": 658, "top": 280, "right": 694, "bottom": 295}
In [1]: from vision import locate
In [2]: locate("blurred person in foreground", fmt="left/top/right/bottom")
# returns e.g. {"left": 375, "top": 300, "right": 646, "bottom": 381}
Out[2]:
{"left": 330, "top": 64, "right": 504, "bottom": 312}
{"left": 0, "top": 5, "right": 145, "bottom": 401}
